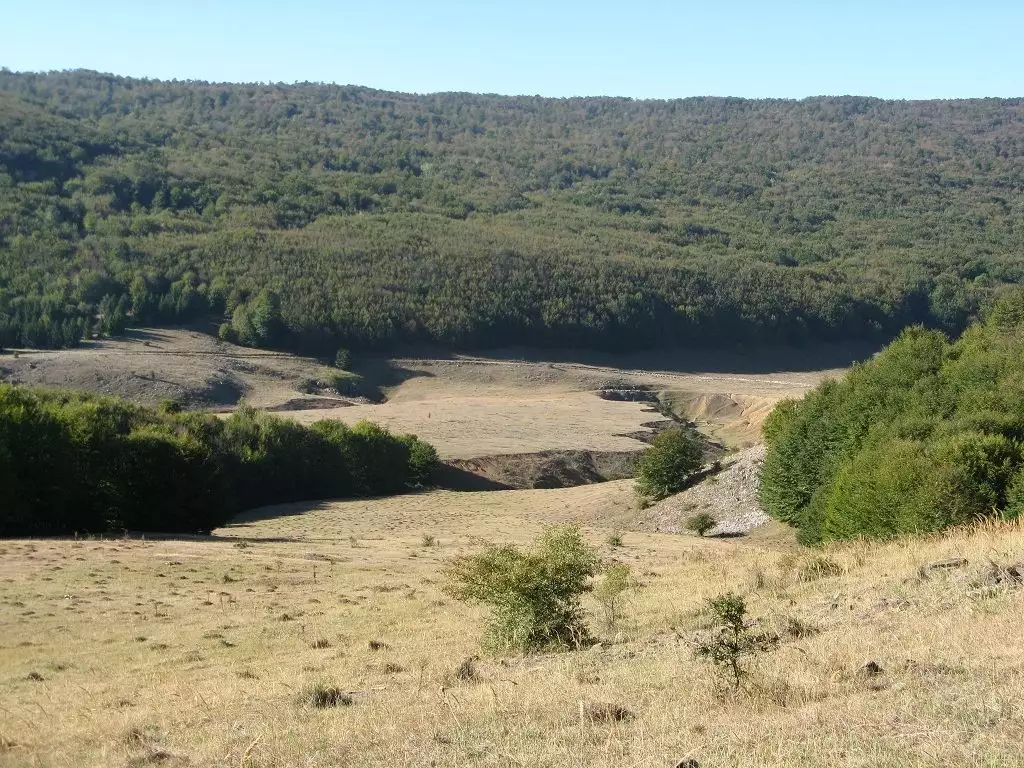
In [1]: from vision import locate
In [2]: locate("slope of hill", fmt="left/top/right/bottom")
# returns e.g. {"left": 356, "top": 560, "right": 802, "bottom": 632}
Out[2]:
{"left": 1, "top": 70, "right": 1022, "bottom": 352}
{"left": 3, "top": 484, "right": 1023, "bottom": 766}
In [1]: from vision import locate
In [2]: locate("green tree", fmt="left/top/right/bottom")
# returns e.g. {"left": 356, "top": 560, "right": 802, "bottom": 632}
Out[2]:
{"left": 635, "top": 428, "right": 704, "bottom": 501}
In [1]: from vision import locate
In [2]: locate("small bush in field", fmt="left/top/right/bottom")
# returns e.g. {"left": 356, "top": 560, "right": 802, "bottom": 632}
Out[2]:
{"left": 694, "top": 592, "right": 777, "bottom": 691}
{"left": 593, "top": 563, "right": 634, "bottom": 629}
{"left": 686, "top": 512, "right": 717, "bottom": 537}
{"left": 443, "top": 526, "right": 599, "bottom": 653}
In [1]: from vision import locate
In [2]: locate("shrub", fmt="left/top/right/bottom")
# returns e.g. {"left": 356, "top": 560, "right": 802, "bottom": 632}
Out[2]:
{"left": 605, "top": 531, "right": 623, "bottom": 547}
{"left": 760, "top": 299, "right": 1024, "bottom": 543}
{"left": 334, "top": 348, "right": 351, "bottom": 370}
{"left": 686, "top": 512, "right": 717, "bottom": 537}
{"left": 443, "top": 526, "right": 599, "bottom": 652}
{"left": 593, "top": 563, "right": 633, "bottom": 629}
{"left": 695, "top": 592, "right": 777, "bottom": 690}
{"left": 635, "top": 428, "right": 703, "bottom": 501}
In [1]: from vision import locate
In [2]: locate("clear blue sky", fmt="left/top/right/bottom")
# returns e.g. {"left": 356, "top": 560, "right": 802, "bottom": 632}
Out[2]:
{"left": 4, "top": 1, "right": 1022, "bottom": 99}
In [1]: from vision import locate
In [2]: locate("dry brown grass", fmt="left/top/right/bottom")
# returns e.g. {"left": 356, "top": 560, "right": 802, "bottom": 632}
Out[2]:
{"left": 3, "top": 489, "right": 1024, "bottom": 767}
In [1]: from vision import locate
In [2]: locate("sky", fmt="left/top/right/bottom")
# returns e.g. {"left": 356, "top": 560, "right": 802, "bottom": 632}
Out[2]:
{"left": 3, "top": 1, "right": 1022, "bottom": 99}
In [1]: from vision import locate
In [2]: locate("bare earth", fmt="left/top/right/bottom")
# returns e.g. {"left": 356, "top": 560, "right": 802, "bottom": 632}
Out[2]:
{"left": 0, "top": 329, "right": 848, "bottom": 458}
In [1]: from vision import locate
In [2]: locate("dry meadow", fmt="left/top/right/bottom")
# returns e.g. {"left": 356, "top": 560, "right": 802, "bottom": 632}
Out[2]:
{"left": 3, "top": 486, "right": 1024, "bottom": 768}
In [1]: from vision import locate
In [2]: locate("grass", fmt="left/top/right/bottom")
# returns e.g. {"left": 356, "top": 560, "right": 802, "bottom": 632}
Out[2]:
{"left": 2, "top": 490, "right": 1024, "bottom": 767}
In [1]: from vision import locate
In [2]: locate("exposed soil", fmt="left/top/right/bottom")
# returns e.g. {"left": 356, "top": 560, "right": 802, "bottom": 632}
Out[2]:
{"left": 0, "top": 328, "right": 353, "bottom": 409}
{"left": 438, "top": 449, "right": 641, "bottom": 491}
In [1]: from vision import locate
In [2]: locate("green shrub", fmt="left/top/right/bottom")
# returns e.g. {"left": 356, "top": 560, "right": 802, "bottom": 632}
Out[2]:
{"left": 593, "top": 563, "right": 633, "bottom": 629}
{"left": 443, "top": 526, "right": 599, "bottom": 653}
{"left": 686, "top": 512, "right": 717, "bottom": 537}
{"left": 635, "top": 428, "right": 704, "bottom": 501}
{"left": 695, "top": 592, "right": 777, "bottom": 690}
{"left": 334, "top": 348, "right": 351, "bottom": 370}
{"left": 0, "top": 384, "right": 439, "bottom": 537}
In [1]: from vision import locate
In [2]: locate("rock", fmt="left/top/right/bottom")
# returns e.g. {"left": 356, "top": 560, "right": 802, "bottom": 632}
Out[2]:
{"left": 981, "top": 563, "right": 1024, "bottom": 587}
{"left": 925, "top": 557, "right": 968, "bottom": 571}
{"left": 858, "top": 660, "right": 884, "bottom": 677}
{"left": 588, "top": 642, "right": 605, "bottom": 653}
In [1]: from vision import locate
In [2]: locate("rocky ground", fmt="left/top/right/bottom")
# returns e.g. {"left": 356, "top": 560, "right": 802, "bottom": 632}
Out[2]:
{"left": 635, "top": 445, "right": 770, "bottom": 536}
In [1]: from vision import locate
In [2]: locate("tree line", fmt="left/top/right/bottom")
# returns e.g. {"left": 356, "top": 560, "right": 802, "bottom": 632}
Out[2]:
{"left": 0, "top": 384, "right": 437, "bottom": 537}
{"left": 0, "top": 70, "right": 1022, "bottom": 353}
{"left": 760, "top": 289, "right": 1024, "bottom": 544}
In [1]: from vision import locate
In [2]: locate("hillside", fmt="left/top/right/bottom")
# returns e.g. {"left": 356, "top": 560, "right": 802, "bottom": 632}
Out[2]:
{"left": 1, "top": 70, "right": 1023, "bottom": 353}
{"left": 4, "top": 482, "right": 1024, "bottom": 766}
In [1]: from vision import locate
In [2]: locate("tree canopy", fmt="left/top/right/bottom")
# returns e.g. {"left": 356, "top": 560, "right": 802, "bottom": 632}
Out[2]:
{"left": 0, "top": 70, "right": 1022, "bottom": 353}
{"left": 0, "top": 384, "right": 437, "bottom": 537}
{"left": 760, "top": 289, "right": 1024, "bottom": 544}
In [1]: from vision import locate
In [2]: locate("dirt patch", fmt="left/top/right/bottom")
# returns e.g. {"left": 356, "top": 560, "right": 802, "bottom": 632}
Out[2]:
{"left": 0, "top": 328, "right": 354, "bottom": 409}
{"left": 439, "top": 449, "right": 641, "bottom": 491}
{"left": 266, "top": 397, "right": 354, "bottom": 412}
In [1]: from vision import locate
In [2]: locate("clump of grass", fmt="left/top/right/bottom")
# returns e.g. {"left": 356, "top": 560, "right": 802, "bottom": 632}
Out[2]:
{"left": 421, "top": 534, "right": 437, "bottom": 548}
{"left": 367, "top": 640, "right": 390, "bottom": 651}
{"left": 25, "top": 671, "right": 44, "bottom": 681}
{"left": 797, "top": 555, "right": 843, "bottom": 582}
{"left": 233, "top": 541, "right": 250, "bottom": 550}
{"left": 455, "top": 656, "right": 479, "bottom": 682}
{"left": 298, "top": 682, "right": 353, "bottom": 709}
{"left": 581, "top": 701, "right": 635, "bottom": 723}
{"left": 311, "top": 638, "right": 331, "bottom": 649}
{"left": 606, "top": 531, "right": 623, "bottom": 547}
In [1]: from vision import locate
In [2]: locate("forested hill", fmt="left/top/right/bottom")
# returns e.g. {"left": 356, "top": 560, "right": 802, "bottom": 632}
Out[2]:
{"left": 1, "top": 69, "right": 1022, "bottom": 353}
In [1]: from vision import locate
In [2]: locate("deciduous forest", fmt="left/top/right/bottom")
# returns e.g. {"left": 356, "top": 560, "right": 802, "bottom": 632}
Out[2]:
{"left": 1, "top": 69, "right": 1022, "bottom": 353}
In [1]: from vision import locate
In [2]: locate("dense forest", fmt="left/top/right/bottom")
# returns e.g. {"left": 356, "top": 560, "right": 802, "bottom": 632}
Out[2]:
{"left": 0, "top": 384, "right": 437, "bottom": 536}
{"left": 0, "top": 69, "right": 1022, "bottom": 353}
{"left": 760, "top": 289, "right": 1024, "bottom": 544}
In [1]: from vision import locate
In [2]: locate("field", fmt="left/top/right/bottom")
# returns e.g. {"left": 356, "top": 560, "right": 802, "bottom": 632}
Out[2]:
{"left": 4, "top": 492, "right": 1024, "bottom": 767}
{"left": 11, "top": 333, "right": 1024, "bottom": 766}
{"left": 0, "top": 329, "right": 851, "bottom": 457}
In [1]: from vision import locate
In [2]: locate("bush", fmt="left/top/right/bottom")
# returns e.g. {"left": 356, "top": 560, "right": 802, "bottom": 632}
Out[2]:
{"left": 695, "top": 592, "right": 778, "bottom": 690}
{"left": 760, "top": 296, "right": 1024, "bottom": 543}
{"left": 635, "top": 428, "right": 703, "bottom": 501}
{"left": 334, "top": 348, "right": 351, "bottom": 370}
{"left": 593, "top": 563, "right": 633, "bottom": 629}
{"left": 686, "top": 512, "right": 717, "bottom": 537}
{"left": 443, "top": 526, "right": 599, "bottom": 653}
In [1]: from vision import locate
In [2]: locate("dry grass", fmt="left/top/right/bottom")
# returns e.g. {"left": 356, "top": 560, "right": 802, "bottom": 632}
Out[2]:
{"left": 3, "top": 489, "right": 1024, "bottom": 767}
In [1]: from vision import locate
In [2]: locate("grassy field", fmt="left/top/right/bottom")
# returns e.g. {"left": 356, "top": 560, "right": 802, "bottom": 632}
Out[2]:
{"left": 4, "top": 484, "right": 1024, "bottom": 767}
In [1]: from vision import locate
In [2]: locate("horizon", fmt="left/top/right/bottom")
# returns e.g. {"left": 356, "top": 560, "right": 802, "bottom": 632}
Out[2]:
{"left": 4, "top": 1, "right": 1024, "bottom": 101}
{"left": 5, "top": 66, "right": 1024, "bottom": 104}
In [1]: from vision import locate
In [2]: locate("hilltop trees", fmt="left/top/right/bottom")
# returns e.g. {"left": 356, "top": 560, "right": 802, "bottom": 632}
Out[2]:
{"left": 1, "top": 71, "right": 1023, "bottom": 354}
